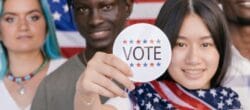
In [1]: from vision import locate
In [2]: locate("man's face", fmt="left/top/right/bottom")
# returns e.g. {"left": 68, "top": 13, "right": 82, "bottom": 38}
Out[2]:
{"left": 221, "top": 0, "right": 250, "bottom": 25}
{"left": 73, "top": 0, "right": 132, "bottom": 50}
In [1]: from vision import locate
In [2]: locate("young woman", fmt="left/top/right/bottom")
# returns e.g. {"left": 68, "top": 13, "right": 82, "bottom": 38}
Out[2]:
{"left": 0, "top": 0, "right": 66, "bottom": 109}
{"left": 74, "top": 0, "right": 241, "bottom": 110}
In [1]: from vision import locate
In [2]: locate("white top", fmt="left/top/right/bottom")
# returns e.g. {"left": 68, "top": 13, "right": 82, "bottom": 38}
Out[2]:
{"left": 0, "top": 58, "right": 67, "bottom": 110}
{"left": 222, "top": 46, "right": 250, "bottom": 109}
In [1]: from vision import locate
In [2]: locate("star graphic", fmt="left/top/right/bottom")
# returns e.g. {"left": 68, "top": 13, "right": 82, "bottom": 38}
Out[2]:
{"left": 153, "top": 97, "right": 159, "bottom": 103}
{"left": 123, "top": 40, "right": 127, "bottom": 44}
{"left": 130, "top": 63, "right": 134, "bottom": 67}
{"left": 226, "top": 98, "right": 233, "bottom": 106}
{"left": 147, "top": 93, "right": 152, "bottom": 97}
{"left": 63, "top": 4, "right": 69, "bottom": 12}
{"left": 221, "top": 89, "right": 228, "bottom": 96}
{"left": 150, "top": 39, "right": 154, "bottom": 44}
{"left": 138, "top": 89, "right": 144, "bottom": 94}
{"left": 137, "top": 63, "right": 141, "bottom": 67}
{"left": 53, "top": 0, "right": 60, "bottom": 3}
{"left": 197, "top": 90, "right": 206, "bottom": 98}
{"left": 210, "top": 89, "right": 217, "bottom": 97}
{"left": 134, "top": 105, "right": 140, "bottom": 110}
{"left": 53, "top": 11, "right": 61, "bottom": 21}
{"left": 167, "top": 103, "right": 173, "bottom": 109}
{"left": 146, "top": 102, "right": 152, "bottom": 109}
{"left": 157, "top": 62, "right": 161, "bottom": 67}
{"left": 129, "top": 40, "right": 133, "bottom": 44}
{"left": 157, "top": 39, "right": 161, "bottom": 44}
{"left": 218, "top": 101, "right": 224, "bottom": 109}
{"left": 150, "top": 63, "right": 154, "bottom": 67}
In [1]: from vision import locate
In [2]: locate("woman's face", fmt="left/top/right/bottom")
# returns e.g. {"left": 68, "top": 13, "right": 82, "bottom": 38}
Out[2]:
{"left": 168, "top": 14, "right": 220, "bottom": 90}
{"left": 0, "top": 0, "right": 46, "bottom": 54}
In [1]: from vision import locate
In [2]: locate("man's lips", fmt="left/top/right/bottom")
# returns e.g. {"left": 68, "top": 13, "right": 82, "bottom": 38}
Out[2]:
{"left": 237, "top": 0, "right": 250, "bottom": 8}
{"left": 89, "top": 30, "right": 110, "bottom": 40}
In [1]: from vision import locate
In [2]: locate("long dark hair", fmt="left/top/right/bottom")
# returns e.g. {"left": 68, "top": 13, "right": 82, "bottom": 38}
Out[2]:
{"left": 156, "top": 0, "right": 231, "bottom": 88}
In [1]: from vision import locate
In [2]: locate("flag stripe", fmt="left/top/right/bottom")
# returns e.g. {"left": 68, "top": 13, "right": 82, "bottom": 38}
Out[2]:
{"left": 129, "top": 2, "right": 163, "bottom": 19}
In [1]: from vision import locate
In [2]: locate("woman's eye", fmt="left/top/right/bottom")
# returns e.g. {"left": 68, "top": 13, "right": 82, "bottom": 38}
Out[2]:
{"left": 201, "top": 43, "right": 214, "bottom": 48}
{"left": 4, "top": 17, "right": 14, "bottom": 23}
{"left": 30, "top": 15, "right": 40, "bottom": 21}
{"left": 176, "top": 42, "right": 186, "bottom": 47}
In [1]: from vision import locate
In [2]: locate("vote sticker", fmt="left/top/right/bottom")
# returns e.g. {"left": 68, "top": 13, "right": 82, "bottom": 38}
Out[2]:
{"left": 113, "top": 23, "right": 172, "bottom": 82}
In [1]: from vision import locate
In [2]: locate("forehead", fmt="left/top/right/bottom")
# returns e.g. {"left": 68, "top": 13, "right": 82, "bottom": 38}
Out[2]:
{"left": 3, "top": 0, "right": 41, "bottom": 13}
{"left": 178, "top": 14, "right": 211, "bottom": 40}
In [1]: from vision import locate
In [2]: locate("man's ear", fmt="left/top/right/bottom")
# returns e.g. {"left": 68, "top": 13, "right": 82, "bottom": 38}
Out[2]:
{"left": 124, "top": 0, "right": 133, "bottom": 18}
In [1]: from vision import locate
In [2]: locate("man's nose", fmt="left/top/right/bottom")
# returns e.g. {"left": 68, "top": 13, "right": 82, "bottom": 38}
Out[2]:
{"left": 89, "top": 9, "right": 104, "bottom": 26}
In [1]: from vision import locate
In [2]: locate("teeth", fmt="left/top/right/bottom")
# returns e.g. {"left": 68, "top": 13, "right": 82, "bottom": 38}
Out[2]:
{"left": 183, "top": 69, "right": 204, "bottom": 79}
{"left": 240, "top": 2, "right": 250, "bottom": 7}
{"left": 184, "top": 69, "right": 203, "bottom": 74}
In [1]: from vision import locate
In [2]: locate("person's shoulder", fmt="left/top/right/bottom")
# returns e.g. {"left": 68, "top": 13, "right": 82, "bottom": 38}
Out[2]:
{"left": 47, "top": 58, "right": 67, "bottom": 74}
{"left": 43, "top": 55, "right": 85, "bottom": 85}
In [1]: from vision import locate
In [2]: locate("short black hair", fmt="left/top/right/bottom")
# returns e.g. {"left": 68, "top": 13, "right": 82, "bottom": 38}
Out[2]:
{"left": 156, "top": 0, "right": 231, "bottom": 88}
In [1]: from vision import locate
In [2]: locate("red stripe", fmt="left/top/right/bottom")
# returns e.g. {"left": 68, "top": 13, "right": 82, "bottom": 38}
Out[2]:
{"left": 134, "top": 0, "right": 165, "bottom": 3}
{"left": 60, "top": 47, "right": 85, "bottom": 58}
{"left": 163, "top": 81, "right": 211, "bottom": 110}
{"left": 151, "top": 81, "right": 193, "bottom": 110}
{"left": 127, "top": 19, "right": 156, "bottom": 25}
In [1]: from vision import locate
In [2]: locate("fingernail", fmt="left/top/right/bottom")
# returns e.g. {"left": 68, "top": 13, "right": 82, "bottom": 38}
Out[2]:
{"left": 129, "top": 84, "right": 135, "bottom": 91}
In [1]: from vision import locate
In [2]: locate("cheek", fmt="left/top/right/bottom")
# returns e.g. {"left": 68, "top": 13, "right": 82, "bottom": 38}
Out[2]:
{"left": 32, "top": 22, "right": 47, "bottom": 39}
{"left": 167, "top": 51, "right": 185, "bottom": 75}
{"left": 0, "top": 27, "right": 15, "bottom": 42}
{"left": 204, "top": 50, "right": 220, "bottom": 69}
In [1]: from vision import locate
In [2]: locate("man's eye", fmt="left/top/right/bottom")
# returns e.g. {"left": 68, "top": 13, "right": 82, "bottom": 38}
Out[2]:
{"left": 77, "top": 7, "right": 89, "bottom": 14}
{"left": 102, "top": 4, "right": 113, "bottom": 11}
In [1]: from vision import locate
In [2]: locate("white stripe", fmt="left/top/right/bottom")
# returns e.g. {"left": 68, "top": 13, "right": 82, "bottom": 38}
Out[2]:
{"left": 157, "top": 82, "right": 195, "bottom": 109}
{"left": 56, "top": 31, "right": 86, "bottom": 47}
{"left": 176, "top": 85, "right": 215, "bottom": 109}
{"left": 129, "top": 2, "right": 164, "bottom": 19}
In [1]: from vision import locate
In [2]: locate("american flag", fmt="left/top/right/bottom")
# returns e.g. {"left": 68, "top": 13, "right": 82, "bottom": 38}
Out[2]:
{"left": 47, "top": 0, "right": 165, "bottom": 58}
{"left": 129, "top": 81, "right": 241, "bottom": 110}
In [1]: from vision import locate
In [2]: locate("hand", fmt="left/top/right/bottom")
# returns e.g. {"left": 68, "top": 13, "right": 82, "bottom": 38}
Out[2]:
{"left": 76, "top": 52, "right": 135, "bottom": 98}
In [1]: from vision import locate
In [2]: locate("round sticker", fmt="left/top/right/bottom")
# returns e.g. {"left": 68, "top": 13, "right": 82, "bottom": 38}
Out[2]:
{"left": 113, "top": 23, "right": 172, "bottom": 82}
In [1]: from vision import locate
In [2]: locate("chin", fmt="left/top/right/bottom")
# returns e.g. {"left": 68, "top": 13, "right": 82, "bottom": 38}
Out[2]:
{"left": 89, "top": 39, "right": 113, "bottom": 49}
{"left": 182, "top": 82, "right": 208, "bottom": 90}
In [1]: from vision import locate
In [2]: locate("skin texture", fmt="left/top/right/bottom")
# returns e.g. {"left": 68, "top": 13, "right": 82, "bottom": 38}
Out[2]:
{"left": 74, "top": 0, "right": 133, "bottom": 109}
{"left": 220, "top": 0, "right": 250, "bottom": 59}
{"left": 0, "top": 0, "right": 48, "bottom": 109}
{"left": 73, "top": 0, "right": 131, "bottom": 56}
{"left": 168, "top": 14, "right": 220, "bottom": 90}
{"left": 0, "top": 0, "right": 46, "bottom": 54}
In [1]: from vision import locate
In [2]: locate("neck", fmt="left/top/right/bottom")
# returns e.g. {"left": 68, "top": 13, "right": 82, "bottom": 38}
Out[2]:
{"left": 229, "top": 23, "right": 250, "bottom": 59}
{"left": 83, "top": 46, "right": 113, "bottom": 61}
{"left": 8, "top": 50, "right": 44, "bottom": 77}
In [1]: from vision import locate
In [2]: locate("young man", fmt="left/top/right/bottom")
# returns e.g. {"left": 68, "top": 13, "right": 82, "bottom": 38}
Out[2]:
{"left": 220, "top": 0, "right": 250, "bottom": 109}
{"left": 31, "top": 0, "right": 133, "bottom": 110}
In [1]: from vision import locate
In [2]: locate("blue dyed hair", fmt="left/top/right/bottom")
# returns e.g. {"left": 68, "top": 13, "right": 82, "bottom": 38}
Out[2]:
{"left": 0, "top": 0, "right": 61, "bottom": 79}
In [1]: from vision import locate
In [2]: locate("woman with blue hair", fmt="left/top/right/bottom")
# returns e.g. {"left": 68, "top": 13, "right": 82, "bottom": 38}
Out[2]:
{"left": 0, "top": 0, "right": 66, "bottom": 109}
